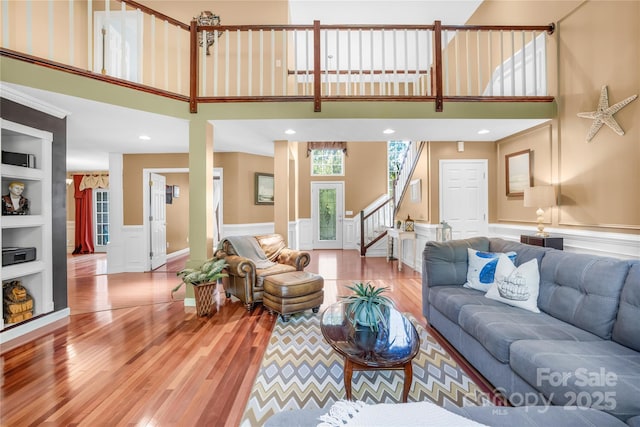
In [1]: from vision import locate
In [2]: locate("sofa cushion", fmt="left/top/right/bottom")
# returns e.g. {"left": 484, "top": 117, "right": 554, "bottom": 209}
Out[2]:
{"left": 489, "top": 238, "right": 550, "bottom": 267}
{"left": 537, "top": 251, "right": 631, "bottom": 339}
{"left": 429, "top": 286, "right": 505, "bottom": 323}
{"left": 485, "top": 256, "right": 540, "bottom": 313}
{"left": 423, "top": 237, "right": 489, "bottom": 286}
{"left": 612, "top": 262, "right": 640, "bottom": 352}
{"left": 458, "top": 305, "right": 602, "bottom": 363}
{"left": 464, "top": 248, "right": 517, "bottom": 292}
{"left": 510, "top": 340, "right": 640, "bottom": 421}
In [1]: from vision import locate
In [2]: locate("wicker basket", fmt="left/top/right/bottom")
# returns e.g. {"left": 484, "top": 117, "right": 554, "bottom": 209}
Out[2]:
{"left": 193, "top": 282, "right": 217, "bottom": 317}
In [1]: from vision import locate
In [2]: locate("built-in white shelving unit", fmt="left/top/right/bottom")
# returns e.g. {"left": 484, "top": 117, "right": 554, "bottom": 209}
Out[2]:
{"left": 1, "top": 119, "right": 54, "bottom": 339}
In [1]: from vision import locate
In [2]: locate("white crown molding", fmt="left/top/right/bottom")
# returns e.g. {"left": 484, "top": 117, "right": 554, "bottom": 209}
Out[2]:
{"left": 1, "top": 83, "right": 71, "bottom": 119}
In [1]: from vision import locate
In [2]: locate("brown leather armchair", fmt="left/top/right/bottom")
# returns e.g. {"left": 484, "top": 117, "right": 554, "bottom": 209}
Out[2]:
{"left": 214, "top": 234, "right": 311, "bottom": 311}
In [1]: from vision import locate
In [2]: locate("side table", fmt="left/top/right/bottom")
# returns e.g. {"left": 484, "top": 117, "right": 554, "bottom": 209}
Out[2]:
{"left": 520, "top": 235, "right": 563, "bottom": 250}
{"left": 387, "top": 228, "right": 416, "bottom": 271}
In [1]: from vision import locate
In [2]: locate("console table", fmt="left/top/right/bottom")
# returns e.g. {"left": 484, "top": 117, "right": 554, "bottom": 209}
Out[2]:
{"left": 387, "top": 228, "right": 416, "bottom": 271}
{"left": 520, "top": 235, "right": 564, "bottom": 250}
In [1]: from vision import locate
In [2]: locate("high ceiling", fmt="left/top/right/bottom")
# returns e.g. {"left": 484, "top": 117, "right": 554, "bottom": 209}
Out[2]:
{"left": 3, "top": 1, "right": 548, "bottom": 172}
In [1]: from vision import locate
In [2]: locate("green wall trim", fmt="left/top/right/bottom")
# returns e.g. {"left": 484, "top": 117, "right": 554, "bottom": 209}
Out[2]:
{"left": 2, "top": 57, "right": 557, "bottom": 122}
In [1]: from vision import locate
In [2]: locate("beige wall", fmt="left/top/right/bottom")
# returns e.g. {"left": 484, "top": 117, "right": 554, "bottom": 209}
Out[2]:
{"left": 165, "top": 173, "right": 189, "bottom": 254}
{"left": 425, "top": 141, "right": 498, "bottom": 224}
{"left": 213, "top": 152, "right": 275, "bottom": 224}
{"left": 473, "top": 1, "right": 640, "bottom": 234}
{"left": 296, "top": 141, "right": 388, "bottom": 219}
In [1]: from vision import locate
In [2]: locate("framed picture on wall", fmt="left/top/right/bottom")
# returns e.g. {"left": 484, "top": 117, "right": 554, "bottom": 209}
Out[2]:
{"left": 505, "top": 149, "right": 532, "bottom": 196}
{"left": 255, "top": 172, "right": 274, "bottom": 205}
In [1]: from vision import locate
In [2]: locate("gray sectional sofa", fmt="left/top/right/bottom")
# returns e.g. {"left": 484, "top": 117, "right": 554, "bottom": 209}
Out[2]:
{"left": 422, "top": 237, "right": 640, "bottom": 425}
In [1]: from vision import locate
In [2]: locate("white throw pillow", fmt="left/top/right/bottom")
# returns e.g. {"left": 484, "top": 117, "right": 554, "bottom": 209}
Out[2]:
{"left": 485, "top": 254, "right": 540, "bottom": 313}
{"left": 464, "top": 248, "right": 516, "bottom": 292}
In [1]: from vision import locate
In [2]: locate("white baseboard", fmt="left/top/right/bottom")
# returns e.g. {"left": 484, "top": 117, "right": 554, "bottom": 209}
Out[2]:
{"left": 0, "top": 308, "right": 70, "bottom": 346}
{"left": 167, "top": 247, "right": 189, "bottom": 260}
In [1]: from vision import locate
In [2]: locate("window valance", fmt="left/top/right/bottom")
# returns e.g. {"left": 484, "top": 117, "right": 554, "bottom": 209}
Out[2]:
{"left": 306, "top": 141, "right": 347, "bottom": 157}
{"left": 77, "top": 173, "right": 109, "bottom": 190}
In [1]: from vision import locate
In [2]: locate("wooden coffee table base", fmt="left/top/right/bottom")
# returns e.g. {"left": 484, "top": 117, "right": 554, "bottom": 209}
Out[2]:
{"left": 343, "top": 357, "right": 413, "bottom": 403}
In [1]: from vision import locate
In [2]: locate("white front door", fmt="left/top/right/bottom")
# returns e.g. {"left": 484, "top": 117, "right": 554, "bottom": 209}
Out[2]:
{"left": 149, "top": 173, "right": 167, "bottom": 270}
{"left": 439, "top": 160, "right": 488, "bottom": 239}
{"left": 311, "top": 182, "right": 344, "bottom": 249}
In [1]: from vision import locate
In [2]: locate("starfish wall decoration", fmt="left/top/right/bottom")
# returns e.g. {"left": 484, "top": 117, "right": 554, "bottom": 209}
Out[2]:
{"left": 577, "top": 85, "right": 637, "bottom": 142}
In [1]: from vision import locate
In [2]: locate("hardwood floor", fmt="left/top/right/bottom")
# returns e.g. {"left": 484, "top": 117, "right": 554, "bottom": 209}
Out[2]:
{"left": 0, "top": 251, "right": 449, "bottom": 426}
{"left": 0, "top": 250, "right": 504, "bottom": 426}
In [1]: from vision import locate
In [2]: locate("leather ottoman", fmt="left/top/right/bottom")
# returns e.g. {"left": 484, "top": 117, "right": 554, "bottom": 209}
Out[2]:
{"left": 263, "top": 271, "right": 324, "bottom": 321}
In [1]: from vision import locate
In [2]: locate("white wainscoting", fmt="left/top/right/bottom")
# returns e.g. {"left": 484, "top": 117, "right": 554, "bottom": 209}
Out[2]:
{"left": 221, "top": 222, "right": 274, "bottom": 239}
{"left": 489, "top": 224, "right": 640, "bottom": 260}
{"left": 122, "top": 226, "right": 146, "bottom": 272}
{"left": 66, "top": 221, "right": 75, "bottom": 253}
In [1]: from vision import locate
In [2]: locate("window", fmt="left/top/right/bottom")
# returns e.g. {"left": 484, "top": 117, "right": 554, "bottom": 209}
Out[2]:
{"left": 311, "top": 149, "right": 344, "bottom": 176}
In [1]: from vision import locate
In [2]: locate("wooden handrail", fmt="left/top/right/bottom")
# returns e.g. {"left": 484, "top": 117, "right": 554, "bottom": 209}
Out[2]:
{"left": 0, "top": 5, "right": 558, "bottom": 113}
{"left": 0, "top": 48, "right": 189, "bottom": 103}
{"left": 120, "top": 0, "right": 190, "bottom": 31}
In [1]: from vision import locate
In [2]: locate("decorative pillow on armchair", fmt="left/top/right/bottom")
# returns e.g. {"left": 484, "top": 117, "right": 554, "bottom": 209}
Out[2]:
{"left": 464, "top": 249, "right": 516, "bottom": 292}
{"left": 485, "top": 254, "right": 540, "bottom": 313}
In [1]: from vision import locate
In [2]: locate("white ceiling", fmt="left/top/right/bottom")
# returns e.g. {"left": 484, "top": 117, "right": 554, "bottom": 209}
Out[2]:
{"left": 2, "top": 1, "right": 548, "bottom": 172}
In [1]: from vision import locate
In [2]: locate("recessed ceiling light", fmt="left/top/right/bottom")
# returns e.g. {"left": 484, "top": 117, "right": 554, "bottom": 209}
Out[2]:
{"left": 139, "top": 134, "right": 151, "bottom": 140}
{"left": 383, "top": 128, "right": 395, "bottom": 134}
{"left": 284, "top": 129, "right": 296, "bottom": 135}
{"left": 477, "top": 129, "right": 490, "bottom": 135}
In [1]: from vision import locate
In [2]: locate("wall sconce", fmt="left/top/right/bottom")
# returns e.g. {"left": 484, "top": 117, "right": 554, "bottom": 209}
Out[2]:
{"left": 524, "top": 185, "right": 557, "bottom": 236}
{"left": 457, "top": 141, "right": 465, "bottom": 152}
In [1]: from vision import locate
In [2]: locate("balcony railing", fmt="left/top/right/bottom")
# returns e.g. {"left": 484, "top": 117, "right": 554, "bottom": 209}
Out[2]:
{"left": 0, "top": 0, "right": 555, "bottom": 113}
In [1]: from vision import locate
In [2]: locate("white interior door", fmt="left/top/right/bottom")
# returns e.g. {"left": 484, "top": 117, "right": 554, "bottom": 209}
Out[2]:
{"left": 439, "top": 160, "right": 488, "bottom": 239}
{"left": 149, "top": 173, "right": 167, "bottom": 270}
{"left": 311, "top": 182, "right": 344, "bottom": 249}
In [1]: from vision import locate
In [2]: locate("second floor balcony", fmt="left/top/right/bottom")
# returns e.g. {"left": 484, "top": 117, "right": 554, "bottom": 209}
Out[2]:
{"left": 0, "top": 0, "right": 556, "bottom": 114}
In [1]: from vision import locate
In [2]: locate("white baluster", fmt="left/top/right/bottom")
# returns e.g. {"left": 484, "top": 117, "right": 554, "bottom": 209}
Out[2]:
{"left": 26, "top": 0, "right": 32, "bottom": 54}
{"left": 281, "top": 29, "right": 286, "bottom": 95}
{"left": 164, "top": 20, "right": 169, "bottom": 90}
{"left": 176, "top": 24, "right": 181, "bottom": 94}
{"left": 466, "top": 30, "right": 471, "bottom": 96}
{"left": 532, "top": 31, "right": 538, "bottom": 96}
{"left": 510, "top": 30, "right": 515, "bottom": 96}
{"left": 87, "top": 0, "right": 92, "bottom": 70}
{"left": 2, "top": 0, "right": 10, "bottom": 48}
{"left": 455, "top": 30, "right": 460, "bottom": 96}
{"left": 488, "top": 30, "right": 492, "bottom": 96}
{"left": 476, "top": 31, "right": 481, "bottom": 97}
{"left": 68, "top": 0, "right": 74, "bottom": 64}
{"left": 499, "top": 30, "right": 504, "bottom": 96}
{"left": 259, "top": 29, "right": 264, "bottom": 96}
{"left": 248, "top": 29, "right": 252, "bottom": 96}
{"left": 151, "top": 16, "right": 155, "bottom": 86}
{"left": 213, "top": 26, "right": 219, "bottom": 96}
{"left": 202, "top": 30, "right": 207, "bottom": 95}
{"left": 272, "top": 29, "right": 276, "bottom": 96}
{"left": 521, "top": 31, "right": 526, "bottom": 96}
{"left": 236, "top": 29, "right": 241, "bottom": 96}
{"left": 225, "top": 30, "right": 229, "bottom": 96}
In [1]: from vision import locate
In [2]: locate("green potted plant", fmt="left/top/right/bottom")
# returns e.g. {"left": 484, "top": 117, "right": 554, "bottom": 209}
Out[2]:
{"left": 173, "top": 258, "right": 228, "bottom": 316}
{"left": 341, "top": 282, "right": 395, "bottom": 331}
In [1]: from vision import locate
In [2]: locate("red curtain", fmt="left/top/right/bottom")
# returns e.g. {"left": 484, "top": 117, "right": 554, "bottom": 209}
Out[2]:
{"left": 72, "top": 175, "right": 94, "bottom": 254}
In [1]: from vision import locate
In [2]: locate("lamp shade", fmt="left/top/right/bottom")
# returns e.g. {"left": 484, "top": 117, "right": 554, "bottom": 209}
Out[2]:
{"left": 523, "top": 185, "right": 557, "bottom": 208}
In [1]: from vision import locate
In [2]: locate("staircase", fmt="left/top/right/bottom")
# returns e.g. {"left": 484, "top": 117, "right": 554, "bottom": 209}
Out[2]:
{"left": 359, "top": 141, "right": 426, "bottom": 256}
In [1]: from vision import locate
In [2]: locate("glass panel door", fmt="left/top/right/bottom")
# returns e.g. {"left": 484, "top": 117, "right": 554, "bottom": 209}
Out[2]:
{"left": 93, "top": 189, "right": 110, "bottom": 252}
{"left": 311, "top": 182, "right": 344, "bottom": 249}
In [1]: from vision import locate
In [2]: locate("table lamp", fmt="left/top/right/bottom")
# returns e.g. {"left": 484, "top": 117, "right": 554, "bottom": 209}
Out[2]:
{"left": 523, "top": 185, "right": 557, "bottom": 237}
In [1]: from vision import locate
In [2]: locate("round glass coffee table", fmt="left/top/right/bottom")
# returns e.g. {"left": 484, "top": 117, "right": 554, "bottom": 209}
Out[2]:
{"left": 320, "top": 301, "right": 420, "bottom": 402}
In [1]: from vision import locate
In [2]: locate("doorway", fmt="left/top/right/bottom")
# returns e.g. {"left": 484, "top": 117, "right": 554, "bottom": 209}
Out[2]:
{"left": 311, "top": 181, "right": 344, "bottom": 249}
{"left": 439, "top": 160, "right": 488, "bottom": 239}
{"left": 149, "top": 172, "right": 167, "bottom": 270}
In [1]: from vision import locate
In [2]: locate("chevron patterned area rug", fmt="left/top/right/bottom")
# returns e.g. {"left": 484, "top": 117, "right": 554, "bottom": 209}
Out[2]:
{"left": 240, "top": 312, "right": 493, "bottom": 426}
